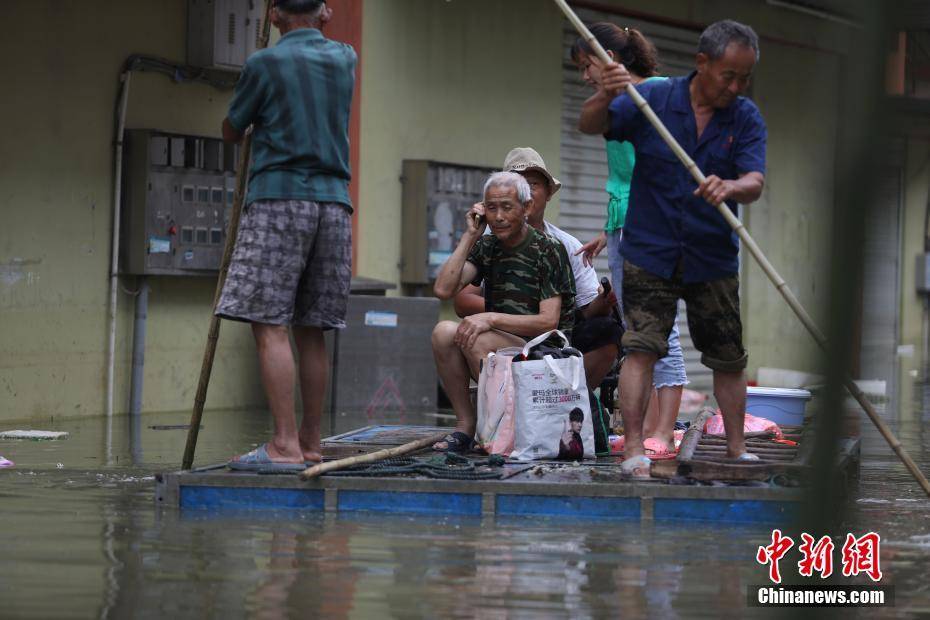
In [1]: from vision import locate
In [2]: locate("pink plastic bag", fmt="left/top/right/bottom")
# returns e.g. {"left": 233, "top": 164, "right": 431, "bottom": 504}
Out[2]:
{"left": 475, "top": 347, "right": 522, "bottom": 456}
{"left": 679, "top": 388, "right": 709, "bottom": 414}
{"left": 703, "top": 411, "right": 783, "bottom": 439}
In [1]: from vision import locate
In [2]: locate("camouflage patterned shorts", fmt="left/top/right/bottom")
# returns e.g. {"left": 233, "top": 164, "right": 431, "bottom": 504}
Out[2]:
{"left": 621, "top": 260, "right": 747, "bottom": 372}
{"left": 216, "top": 200, "right": 352, "bottom": 329}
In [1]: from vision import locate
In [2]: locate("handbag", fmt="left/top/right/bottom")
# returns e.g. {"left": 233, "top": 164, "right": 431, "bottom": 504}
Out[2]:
{"left": 510, "top": 330, "right": 595, "bottom": 461}
{"left": 475, "top": 346, "right": 522, "bottom": 456}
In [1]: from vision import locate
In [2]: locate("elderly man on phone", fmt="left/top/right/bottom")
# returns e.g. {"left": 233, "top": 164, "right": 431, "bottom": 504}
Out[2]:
{"left": 430, "top": 171, "right": 576, "bottom": 453}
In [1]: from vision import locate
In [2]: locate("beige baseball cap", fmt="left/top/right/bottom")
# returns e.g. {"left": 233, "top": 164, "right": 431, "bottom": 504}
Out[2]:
{"left": 502, "top": 147, "right": 562, "bottom": 195}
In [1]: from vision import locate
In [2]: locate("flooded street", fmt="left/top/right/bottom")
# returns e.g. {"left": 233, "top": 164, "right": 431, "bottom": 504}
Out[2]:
{"left": 1, "top": 393, "right": 928, "bottom": 619}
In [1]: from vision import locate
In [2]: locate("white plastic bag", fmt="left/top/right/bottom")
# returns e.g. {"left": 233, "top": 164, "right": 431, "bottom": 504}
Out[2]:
{"left": 475, "top": 346, "right": 522, "bottom": 456}
{"left": 510, "top": 330, "right": 594, "bottom": 461}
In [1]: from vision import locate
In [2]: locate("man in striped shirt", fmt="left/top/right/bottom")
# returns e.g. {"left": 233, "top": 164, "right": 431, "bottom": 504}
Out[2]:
{"left": 217, "top": 0, "right": 357, "bottom": 471}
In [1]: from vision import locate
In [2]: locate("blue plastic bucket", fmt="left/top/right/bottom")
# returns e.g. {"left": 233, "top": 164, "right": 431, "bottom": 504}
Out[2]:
{"left": 745, "top": 387, "right": 812, "bottom": 426}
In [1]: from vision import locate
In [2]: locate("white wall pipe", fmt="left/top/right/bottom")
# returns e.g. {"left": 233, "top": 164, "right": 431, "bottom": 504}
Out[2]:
{"left": 105, "top": 70, "right": 132, "bottom": 459}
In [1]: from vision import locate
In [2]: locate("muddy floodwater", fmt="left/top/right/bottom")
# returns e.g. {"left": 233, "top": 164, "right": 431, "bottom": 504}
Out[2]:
{"left": 2, "top": 386, "right": 928, "bottom": 619}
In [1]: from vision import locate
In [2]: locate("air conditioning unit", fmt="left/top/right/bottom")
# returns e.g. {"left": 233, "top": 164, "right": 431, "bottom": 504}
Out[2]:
{"left": 187, "top": 0, "right": 263, "bottom": 71}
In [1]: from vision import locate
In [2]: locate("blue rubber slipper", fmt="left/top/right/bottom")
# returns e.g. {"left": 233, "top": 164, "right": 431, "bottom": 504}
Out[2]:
{"left": 227, "top": 444, "right": 305, "bottom": 472}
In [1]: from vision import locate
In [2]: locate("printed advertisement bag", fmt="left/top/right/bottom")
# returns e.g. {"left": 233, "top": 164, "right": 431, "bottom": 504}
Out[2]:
{"left": 510, "top": 330, "right": 594, "bottom": 460}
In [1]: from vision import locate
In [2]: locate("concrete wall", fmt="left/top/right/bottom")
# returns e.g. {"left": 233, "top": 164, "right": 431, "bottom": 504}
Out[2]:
{"left": 0, "top": 1, "right": 264, "bottom": 422}
{"left": 355, "top": 0, "right": 565, "bottom": 290}
{"left": 899, "top": 139, "right": 930, "bottom": 405}
{"left": 741, "top": 44, "right": 841, "bottom": 377}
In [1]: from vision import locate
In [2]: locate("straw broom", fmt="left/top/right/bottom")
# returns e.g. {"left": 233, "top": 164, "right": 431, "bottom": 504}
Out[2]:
{"left": 552, "top": 0, "right": 930, "bottom": 497}
{"left": 181, "top": 0, "right": 273, "bottom": 471}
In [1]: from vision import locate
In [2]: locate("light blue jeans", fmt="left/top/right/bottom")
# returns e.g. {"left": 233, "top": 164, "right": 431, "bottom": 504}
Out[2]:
{"left": 607, "top": 230, "right": 688, "bottom": 387}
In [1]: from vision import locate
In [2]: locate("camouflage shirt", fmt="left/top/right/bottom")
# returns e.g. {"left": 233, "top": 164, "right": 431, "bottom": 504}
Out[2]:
{"left": 467, "top": 227, "right": 576, "bottom": 336}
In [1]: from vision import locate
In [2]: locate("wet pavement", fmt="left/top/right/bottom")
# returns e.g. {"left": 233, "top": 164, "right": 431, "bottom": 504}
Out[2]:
{"left": 1, "top": 396, "right": 928, "bottom": 618}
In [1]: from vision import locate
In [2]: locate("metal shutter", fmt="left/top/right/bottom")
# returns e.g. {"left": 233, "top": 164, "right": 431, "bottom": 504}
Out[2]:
{"left": 558, "top": 8, "right": 712, "bottom": 391}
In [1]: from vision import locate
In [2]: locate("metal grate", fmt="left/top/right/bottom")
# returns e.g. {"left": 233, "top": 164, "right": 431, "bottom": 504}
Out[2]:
{"left": 227, "top": 12, "right": 236, "bottom": 45}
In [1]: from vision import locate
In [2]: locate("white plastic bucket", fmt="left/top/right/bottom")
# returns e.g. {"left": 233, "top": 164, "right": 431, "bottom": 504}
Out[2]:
{"left": 745, "top": 386, "right": 812, "bottom": 426}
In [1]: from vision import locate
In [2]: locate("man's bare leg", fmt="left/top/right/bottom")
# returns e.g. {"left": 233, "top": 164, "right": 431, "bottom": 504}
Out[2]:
{"left": 294, "top": 325, "right": 328, "bottom": 463}
{"left": 714, "top": 369, "right": 747, "bottom": 457}
{"left": 251, "top": 323, "right": 303, "bottom": 463}
{"left": 432, "top": 321, "right": 475, "bottom": 442}
{"left": 584, "top": 343, "right": 619, "bottom": 391}
{"left": 618, "top": 351, "right": 658, "bottom": 461}
{"left": 431, "top": 322, "right": 523, "bottom": 449}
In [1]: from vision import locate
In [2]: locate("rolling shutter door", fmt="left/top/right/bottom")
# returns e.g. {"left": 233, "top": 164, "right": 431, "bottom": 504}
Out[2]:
{"left": 558, "top": 8, "right": 712, "bottom": 391}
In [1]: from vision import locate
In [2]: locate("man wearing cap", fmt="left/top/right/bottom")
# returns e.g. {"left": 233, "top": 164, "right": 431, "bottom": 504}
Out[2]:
{"left": 432, "top": 171, "right": 576, "bottom": 453}
{"left": 578, "top": 20, "right": 767, "bottom": 475}
{"left": 455, "top": 147, "right": 621, "bottom": 390}
{"left": 216, "top": 0, "right": 357, "bottom": 471}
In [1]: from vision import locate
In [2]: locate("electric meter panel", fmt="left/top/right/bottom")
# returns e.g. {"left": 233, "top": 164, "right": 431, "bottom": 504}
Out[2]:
{"left": 400, "top": 160, "right": 498, "bottom": 284}
{"left": 120, "top": 129, "right": 239, "bottom": 276}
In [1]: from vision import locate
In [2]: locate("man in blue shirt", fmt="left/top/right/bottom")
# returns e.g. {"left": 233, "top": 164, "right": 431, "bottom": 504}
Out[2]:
{"left": 217, "top": 0, "right": 357, "bottom": 471}
{"left": 579, "top": 20, "right": 766, "bottom": 477}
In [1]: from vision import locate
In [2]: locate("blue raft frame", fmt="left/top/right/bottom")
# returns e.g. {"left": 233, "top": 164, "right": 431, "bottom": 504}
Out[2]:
{"left": 156, "top": 425, "right": 859, "bottom": 524}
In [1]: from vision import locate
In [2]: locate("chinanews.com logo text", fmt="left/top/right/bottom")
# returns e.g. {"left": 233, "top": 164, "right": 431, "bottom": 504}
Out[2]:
{"left": 748, "top": 530, "right": 893, "bottom": 607}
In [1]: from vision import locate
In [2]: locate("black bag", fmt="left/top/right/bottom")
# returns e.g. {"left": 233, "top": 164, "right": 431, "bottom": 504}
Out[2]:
{"left": 590, "top": 389, "right": 611, "bottom": 456}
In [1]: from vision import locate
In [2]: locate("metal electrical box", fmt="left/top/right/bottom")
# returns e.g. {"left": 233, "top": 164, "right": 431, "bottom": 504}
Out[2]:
{"left": 187, "top": 0, "right": 263, "bottom": 71}
{"left": 120, "top": 129, "right": 238, "bottom": 276}
{"left": 400, "top": 160, "right": 497, "bottom": 284}
{"left": 324, "top": 295, "right": 440, "bottom": 429}
{"left": 916, "top": 253, "right": 930, "bottom": 293}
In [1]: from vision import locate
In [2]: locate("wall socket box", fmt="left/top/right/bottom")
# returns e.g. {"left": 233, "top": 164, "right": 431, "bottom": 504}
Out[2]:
{"left": 120, "top": 129, "right": 239, "bottom": 276}
{"left": 400, "top": 160, "right": 497, "bottom": 284}
{"left": 187, "top": 0, "right": 263, "bottom": 71}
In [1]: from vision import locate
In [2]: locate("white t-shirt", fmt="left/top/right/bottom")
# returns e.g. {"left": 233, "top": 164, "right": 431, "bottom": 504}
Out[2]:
{"left": 544, "top": 221, "right": 600, "bottom": 308}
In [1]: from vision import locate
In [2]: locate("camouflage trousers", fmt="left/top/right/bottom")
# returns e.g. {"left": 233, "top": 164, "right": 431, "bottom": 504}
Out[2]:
{"left": 621, "top": 260, "right": 747, "bottom": 372}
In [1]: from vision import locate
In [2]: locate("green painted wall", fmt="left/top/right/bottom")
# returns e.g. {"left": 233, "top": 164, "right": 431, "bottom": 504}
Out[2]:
{"left": 356, "top": 0, "right": 565, "bottom": 290}
{"left": 0, "top": 1, "right": 264, "bottom": 423}
{"left": 898, "top": 140, "right": 930, "bottom": 407}
{"left": 742, "top": 45, "right": 841, "bottom": 377}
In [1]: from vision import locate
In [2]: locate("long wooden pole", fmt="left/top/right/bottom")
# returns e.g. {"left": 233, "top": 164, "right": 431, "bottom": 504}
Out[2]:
{"left": 181, "top": 1, "right": 274, "bottom": 470}
{"left": 299, "top": 433, "right": 449, "bottom": 480}
{"left": 677, "top": 407, "right": 716, "bottom": 464}
{"left": 553, "top": 0, "right": 930, "bottom": 497}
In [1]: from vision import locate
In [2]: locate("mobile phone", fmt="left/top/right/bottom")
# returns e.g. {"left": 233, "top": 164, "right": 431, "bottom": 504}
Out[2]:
{"left": 601, "top": 277, "right": 622, "bottom": 323}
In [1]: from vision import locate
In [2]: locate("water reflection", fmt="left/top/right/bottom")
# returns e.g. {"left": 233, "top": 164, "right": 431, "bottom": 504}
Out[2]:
{"left": 0, "top": 403, "right": 927, "bottom": 618}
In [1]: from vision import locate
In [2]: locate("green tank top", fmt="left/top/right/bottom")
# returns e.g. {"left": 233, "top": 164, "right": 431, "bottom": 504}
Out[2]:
{"left": 604, "top": 140, "right": 635, "bottom": 232}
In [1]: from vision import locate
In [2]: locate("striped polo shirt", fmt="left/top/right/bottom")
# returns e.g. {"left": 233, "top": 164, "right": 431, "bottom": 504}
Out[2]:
{"left": 228, "top": 28, "right": 357, "bottom": 209}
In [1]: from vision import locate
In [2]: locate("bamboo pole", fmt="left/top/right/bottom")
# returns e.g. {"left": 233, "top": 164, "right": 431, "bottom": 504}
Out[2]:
{"left": 299, "top": 433, "right": 449, "bottom": 480}
{"left": 677, "top": 407, "right": 715, "bottom": 463}
{"left": 181, "top": 0, "right": 273, "bottom": 470}
{"left": 553, "top": 0, "right": 930, "bottom": 497}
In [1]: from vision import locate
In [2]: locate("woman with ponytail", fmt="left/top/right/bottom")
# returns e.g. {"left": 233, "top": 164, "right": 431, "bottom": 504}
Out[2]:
{"left": 571, "top": 23, "right": 687, "bottom": 457}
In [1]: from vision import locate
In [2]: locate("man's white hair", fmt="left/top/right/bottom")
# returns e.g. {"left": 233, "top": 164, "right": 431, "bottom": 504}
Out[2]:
{"left": 483, "top": 171, "right": 531, "bottom": 205}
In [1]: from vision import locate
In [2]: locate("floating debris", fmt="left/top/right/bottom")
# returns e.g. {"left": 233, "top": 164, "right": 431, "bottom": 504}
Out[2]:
{"left": 0, "top": 430, "right": 69, "bottom": 440}
{"left": 0, "top": 456, "right": 13, "bottom": 468}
